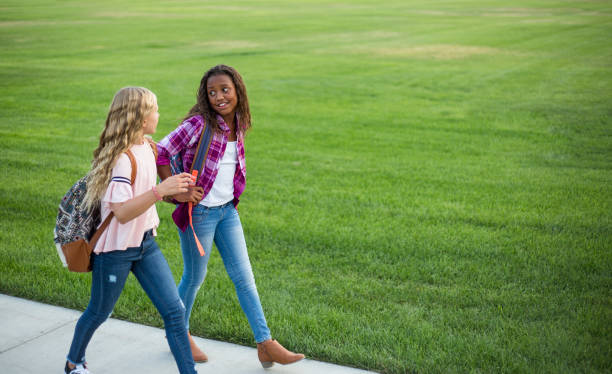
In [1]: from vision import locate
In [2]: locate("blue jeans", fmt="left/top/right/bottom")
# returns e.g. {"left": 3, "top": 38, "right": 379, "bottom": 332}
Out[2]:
{"left": 178, "top": 202, "right": 271, "bottom": 343}
{"left": 67, "top": 230, "right": 197, "bottom": 374}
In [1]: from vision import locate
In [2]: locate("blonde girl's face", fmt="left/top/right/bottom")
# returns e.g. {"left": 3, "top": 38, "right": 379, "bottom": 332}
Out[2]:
{"left": 142, "top": 103, "right": 159, "bottom": 135}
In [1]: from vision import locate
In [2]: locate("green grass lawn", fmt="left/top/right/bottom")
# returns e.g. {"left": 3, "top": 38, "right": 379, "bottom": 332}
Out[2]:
{"left": 1, "top": 1, "right": 611, "bottom": 373}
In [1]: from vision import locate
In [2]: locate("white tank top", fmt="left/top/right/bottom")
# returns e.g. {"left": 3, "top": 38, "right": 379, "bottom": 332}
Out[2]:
{"left": 200, "top": 141, "right": 237, "bottom": 207}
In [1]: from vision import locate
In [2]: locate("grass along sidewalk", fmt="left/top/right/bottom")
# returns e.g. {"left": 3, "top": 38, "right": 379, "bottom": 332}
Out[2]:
{"left": 1, "top": 1, "right": 611, "bottom": 373}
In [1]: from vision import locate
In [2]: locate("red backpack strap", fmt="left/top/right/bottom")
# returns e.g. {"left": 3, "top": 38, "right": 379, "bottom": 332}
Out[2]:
{"left": 185, "top": 123, "right": 211, "bottom": 257}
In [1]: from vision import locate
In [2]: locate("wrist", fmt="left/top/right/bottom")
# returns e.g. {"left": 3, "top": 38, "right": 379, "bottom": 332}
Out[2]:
{"left": 151, "top": 185, "right": 163, "bottom": 201}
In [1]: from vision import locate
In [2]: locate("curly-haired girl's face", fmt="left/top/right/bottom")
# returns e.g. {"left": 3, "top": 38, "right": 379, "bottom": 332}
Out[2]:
{"left": 207, "top": 74, "right": 237, "bottom": 121}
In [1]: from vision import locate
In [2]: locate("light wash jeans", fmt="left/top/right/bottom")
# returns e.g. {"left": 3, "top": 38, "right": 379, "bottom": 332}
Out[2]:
{"left": 177, "top": 202, "right": 271, "bottom": 343}
{"left": 67, "top": 230, "right": 197, "bottom": 374}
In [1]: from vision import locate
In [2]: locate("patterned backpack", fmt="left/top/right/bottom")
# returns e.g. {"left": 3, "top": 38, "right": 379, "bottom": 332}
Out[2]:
{"left": 54, "top": 174, "right": 100, "bottom": 262}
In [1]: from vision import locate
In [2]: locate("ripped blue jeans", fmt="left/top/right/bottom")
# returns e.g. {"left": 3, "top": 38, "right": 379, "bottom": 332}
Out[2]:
{"left": 67, "top": 230, "right": 197, "bottom": 374}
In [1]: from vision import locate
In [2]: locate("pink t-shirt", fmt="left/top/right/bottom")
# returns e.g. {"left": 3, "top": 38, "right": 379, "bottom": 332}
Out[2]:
{"left": 93, "top": 141, "right": 160, "bottom": 254}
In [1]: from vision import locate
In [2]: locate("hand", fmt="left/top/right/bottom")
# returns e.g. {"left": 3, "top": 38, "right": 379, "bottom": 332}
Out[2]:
{"left": 173, "top": 186, "right": 204, "bottom": 204}
{"left": 156, "top": 172, "right": 192, "bottom": 197}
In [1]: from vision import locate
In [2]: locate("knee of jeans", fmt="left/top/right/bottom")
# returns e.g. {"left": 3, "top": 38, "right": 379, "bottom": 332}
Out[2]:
{"left": 82, "top": 308, "right": 111, "bottom": 327}
{"left": 182, "top": 268, "right": 207, "bottom": 288}
{"left": 228, "top": 267, "right": 256, "bottom": 292}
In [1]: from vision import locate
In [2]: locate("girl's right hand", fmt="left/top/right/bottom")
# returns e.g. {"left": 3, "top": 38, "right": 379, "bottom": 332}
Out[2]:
{"left": 156, "top": 172, "right": 192, "bottom": 197}
{"left": 173, "top": 186, "right": 204, "bottom": 204}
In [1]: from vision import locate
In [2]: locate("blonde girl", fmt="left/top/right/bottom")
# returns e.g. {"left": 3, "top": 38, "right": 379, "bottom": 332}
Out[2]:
{"left": 64, "top": 87, "right": 197, "bottom": 374}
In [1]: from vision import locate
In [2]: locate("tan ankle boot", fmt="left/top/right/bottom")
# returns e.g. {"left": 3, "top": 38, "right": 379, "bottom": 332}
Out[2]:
{"left": 257, "top": 339, "right": 304, "bottom": 368}
{"left": 188, "top": 332, "right": 208, "bottom": 363}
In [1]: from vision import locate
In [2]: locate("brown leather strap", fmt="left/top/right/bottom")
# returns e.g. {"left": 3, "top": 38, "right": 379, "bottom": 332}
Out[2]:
{"left": 125, "top": 149, "right": 137, "bottom": 185}
{"left": 89, "top": 211, "right": 114, "bottom": 250}
{"left": 89, "top": 150, "right": 137, "bottom": 249}
{"left": 146, "top": 137, "right": 158, "bottom": 161}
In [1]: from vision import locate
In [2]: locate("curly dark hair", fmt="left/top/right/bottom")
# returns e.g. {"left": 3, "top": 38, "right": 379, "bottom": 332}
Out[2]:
{"left": 183, "top": 64, "right": 251, "bottom": 134}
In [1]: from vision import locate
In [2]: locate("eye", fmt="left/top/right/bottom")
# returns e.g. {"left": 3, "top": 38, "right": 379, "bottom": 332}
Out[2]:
{"left": 209, "top": 90, "right": 216, "bottom": 96}
{"left": 223, "top": 87, "right": 229, "bottom": 93}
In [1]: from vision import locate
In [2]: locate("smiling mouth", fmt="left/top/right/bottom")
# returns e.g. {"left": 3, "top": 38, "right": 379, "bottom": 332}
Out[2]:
{"left": 217, "top": 102, "right": 229, "bottom": 108}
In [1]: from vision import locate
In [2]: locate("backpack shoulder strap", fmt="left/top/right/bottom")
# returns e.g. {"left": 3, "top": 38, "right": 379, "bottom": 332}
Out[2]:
{"left": 189, "top": 121, "right": 213, "bottom": 183}
{"left": 145, "top": 137, "right": 158, "bottom": 161}
{"left": 125, "top": 149, "right": 137, "bottom": 184}
{"left": 89, "top": 149, "right": 137, "bottom": 248}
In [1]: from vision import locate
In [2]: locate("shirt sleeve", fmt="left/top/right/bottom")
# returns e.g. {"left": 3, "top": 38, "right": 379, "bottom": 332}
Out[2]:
{"left": 156, "top": 117, "right": 202, "bottom": 166}
{"left": 101, "top": 153, "right": 134, "bottom": 206}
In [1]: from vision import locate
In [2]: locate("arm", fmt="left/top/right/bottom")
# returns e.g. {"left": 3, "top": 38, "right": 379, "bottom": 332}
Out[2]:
{"left": 156, "top": 119, "right": 205, "bottom": 204}
{"left": 157, "top": 163, "right": 204, "bottom": 204}
{"left": 110, "top": 172, "right": 193, "bottom": 224}
{"left": 156, "top": 118, "right": 200, "bottom": 167}
{"left": 157, "top": 164, "right": 172, "bottom": 181}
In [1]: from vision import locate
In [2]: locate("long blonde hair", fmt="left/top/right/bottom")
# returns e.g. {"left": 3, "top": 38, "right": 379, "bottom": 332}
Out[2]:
{"left": 83, "top": 87, "right": 157, "bottom": 212}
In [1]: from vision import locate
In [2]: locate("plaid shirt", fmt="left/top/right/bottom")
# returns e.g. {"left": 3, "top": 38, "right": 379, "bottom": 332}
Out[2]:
{"left": 156, "top": 114, "right": 246, "bottom": 230}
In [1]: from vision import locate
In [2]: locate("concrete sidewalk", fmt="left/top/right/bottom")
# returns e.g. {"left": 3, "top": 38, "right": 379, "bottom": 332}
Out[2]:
{"left": 0, "top": 294, "right": 377, "bottom": 374}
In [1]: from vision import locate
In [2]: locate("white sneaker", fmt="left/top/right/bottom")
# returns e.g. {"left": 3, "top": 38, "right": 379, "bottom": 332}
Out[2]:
{"left": 64, "top": 361, "right": 91, "bottom": 374}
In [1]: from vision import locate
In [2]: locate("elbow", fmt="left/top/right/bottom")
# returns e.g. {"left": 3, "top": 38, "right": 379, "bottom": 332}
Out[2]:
{"left": 157, "top": 164, "right": 171, "bottom": 180}
{"left": 115, "top": 215, "right": 130, "bottom": 225}
{"left": 110, "top": 206, "right": 130, "bottom": 224}
{"left": 114, "top": 212, "right": 130, "bottom": 224}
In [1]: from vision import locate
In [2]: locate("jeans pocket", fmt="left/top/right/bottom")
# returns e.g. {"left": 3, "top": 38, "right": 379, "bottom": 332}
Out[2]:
{"left": 192, "top": 206, "right": 209, "bottom": 225}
